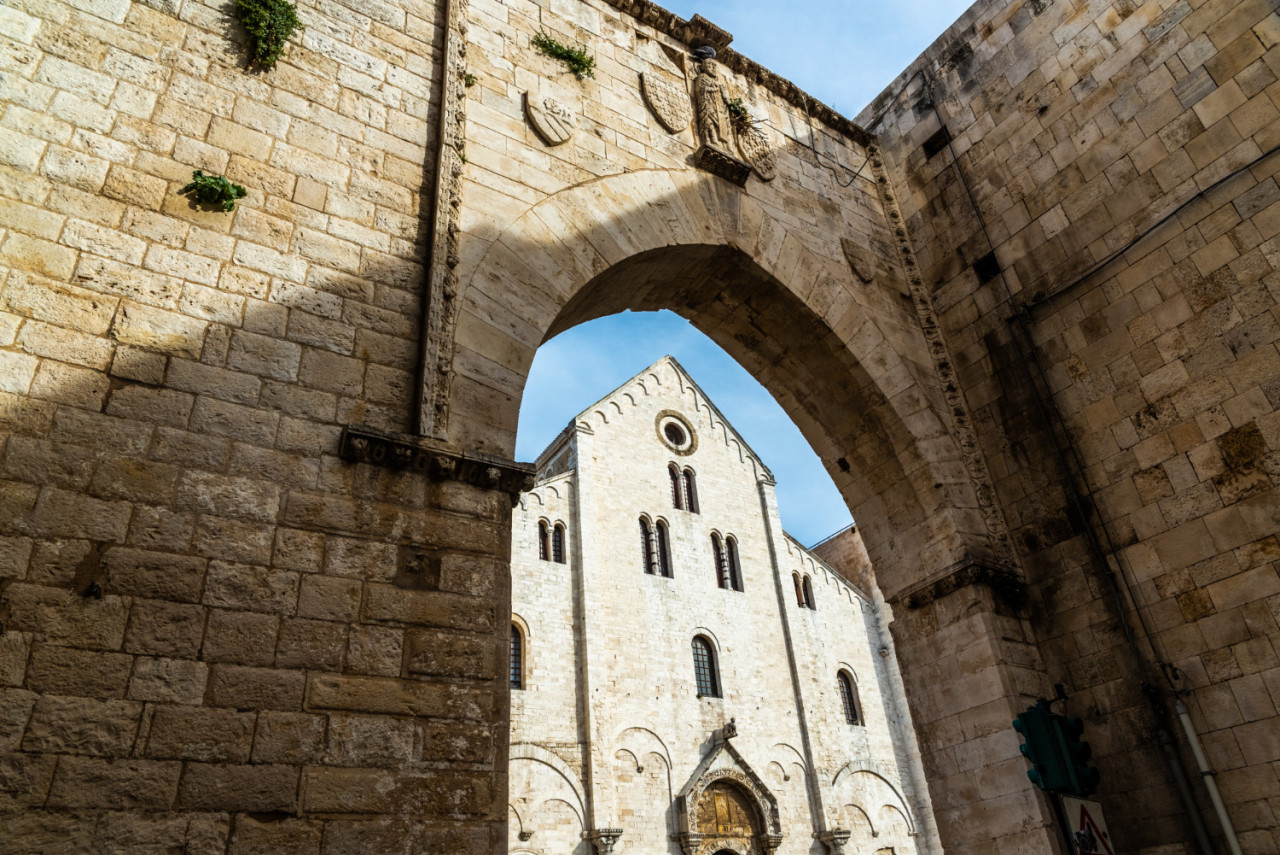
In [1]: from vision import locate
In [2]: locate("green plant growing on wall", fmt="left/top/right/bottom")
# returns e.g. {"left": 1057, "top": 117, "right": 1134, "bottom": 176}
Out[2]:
{"left": 727, "top": 97, "right": 764, "bottom": 132}
{"left": 464, "top": 72, "right": 478, "bottom": 87}
{"left": 181, "top": 170, "right": 248, "bottom": 212}
{"left": 531, "top": 30, "right": 595, "bottom": 80}
{"left": 235, "top": 0, "right": 301, "bottom": 70}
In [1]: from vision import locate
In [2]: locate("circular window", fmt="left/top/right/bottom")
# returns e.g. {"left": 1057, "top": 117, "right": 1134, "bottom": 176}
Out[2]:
{"left": 656, "top": 411, "right": 696, "bottom": 454}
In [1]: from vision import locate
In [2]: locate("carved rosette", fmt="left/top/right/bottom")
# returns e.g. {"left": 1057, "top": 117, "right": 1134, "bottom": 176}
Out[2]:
{"left": 735, "top": 122, "right": 776, "bottom": 181}
{"left": 641, "top": 72, "right": 692, "bottom": 133}
{"left": 339, "top": 424, "right": 535, "bottom": 504}
{"left": 525, "top": 92, "right": 577, "bottom": 146}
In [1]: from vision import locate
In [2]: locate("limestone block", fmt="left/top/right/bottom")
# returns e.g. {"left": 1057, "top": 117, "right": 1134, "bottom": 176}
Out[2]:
{"left": 250, "top": 710, "right": 327, "bottom": 766}
{"left": 146, "top": 706, "right": 256, "bottom": 762}
{"left": 178, "top": 763, "right": 299, "bottom": 812}
{"left": 46, "top": 757, "right": 181, "bottom": 809}
{"left": 22, "top": 696, "right": 142, "bottom": 756}
{"left": 207, "top": 665, "right": 306, "bottom": 711}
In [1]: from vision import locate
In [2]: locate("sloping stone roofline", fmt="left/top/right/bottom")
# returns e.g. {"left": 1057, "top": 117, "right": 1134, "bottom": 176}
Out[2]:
{"left": 602, "top": 1, "right": 876, "bottom": 147}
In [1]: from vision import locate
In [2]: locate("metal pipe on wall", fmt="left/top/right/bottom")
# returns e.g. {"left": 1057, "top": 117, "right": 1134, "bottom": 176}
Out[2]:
{"left": 1176, "top": 700, "right": 1244, "bottom": 855}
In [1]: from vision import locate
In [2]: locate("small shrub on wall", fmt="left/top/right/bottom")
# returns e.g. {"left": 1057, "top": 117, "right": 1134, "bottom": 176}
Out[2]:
{"left": 235, "top": 0, "right": 301, "bottom": 70}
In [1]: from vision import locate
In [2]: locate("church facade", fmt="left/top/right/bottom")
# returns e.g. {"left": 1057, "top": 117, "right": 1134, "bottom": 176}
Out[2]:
{"left": 509, "top": 358, "right": 939, "bottom": 855}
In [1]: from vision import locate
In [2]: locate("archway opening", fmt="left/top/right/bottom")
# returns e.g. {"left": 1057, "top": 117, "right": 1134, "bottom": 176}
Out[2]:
{"left": 518, "top": 309, "right": 852, "bottom": 544}
{"left": 478, "top": 238, "right": 984, "bottom": 592}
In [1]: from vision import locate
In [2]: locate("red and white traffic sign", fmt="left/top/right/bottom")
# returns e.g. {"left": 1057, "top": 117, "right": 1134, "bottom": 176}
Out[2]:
{"left": 1062, "top": 796, "right": 1113, "bottom": 855}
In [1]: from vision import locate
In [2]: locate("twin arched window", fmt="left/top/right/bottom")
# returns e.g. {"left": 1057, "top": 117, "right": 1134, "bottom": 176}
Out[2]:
{"left": 669, "top": 465, "right": 699, "bottom": 513}
{"left": 793, "top": 573, "right": 816, "bottom": 609}
{"left": 711, "top": 533, "right": 743, "bottom": 591}
{"left": 640, "top": 517, "right": 672, "bottom": 577}
{"left": 537, "top": 521, "right": 566, "bottom": 563}
{"left": 838, "top": 670, "right": 861, "bottom": 725}
{"left": 692, "top": 635, "right": 720, "bottom": 697}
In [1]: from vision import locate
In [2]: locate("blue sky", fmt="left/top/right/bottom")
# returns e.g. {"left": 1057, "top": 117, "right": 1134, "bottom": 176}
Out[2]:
{"left": 515, "top": 1, "right": 975, "bottom": 546}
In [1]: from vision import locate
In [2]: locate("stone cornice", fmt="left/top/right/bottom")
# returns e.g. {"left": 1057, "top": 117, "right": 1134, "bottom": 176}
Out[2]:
{"left": 890, "top": 560, "right": 1029, "bottom": 613}
{"left": 339, "top": 424, "right": 535, "bottom": 504}
{"left": 601, "top": 0, "right": 876, "bottom": 148}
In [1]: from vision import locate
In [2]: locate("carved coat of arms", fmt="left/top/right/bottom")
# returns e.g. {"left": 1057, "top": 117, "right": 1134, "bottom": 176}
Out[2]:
{"left": 735, "top": 122, "right": 776, "bottom": 182}
{"left": 841, "top": 236, "right": 875, "bottom": 283}
{"left": 525, "top": 93, "right": 576, "bottom": 146}
{"left": 642, "top": 72, "right": 692, "bottom": 133}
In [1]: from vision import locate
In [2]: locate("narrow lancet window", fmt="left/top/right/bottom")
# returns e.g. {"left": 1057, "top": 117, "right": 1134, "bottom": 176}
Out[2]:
{"left": 552, "top": 523, "right": 566, "bottom": 564}
{"left": 656, "top": 520, "right": 672, "bottom": 577}
{"left": 726, "top": 536, "right": 742, "bottom": 592}
{"left": 538, "top": 521, "right": 549, "bottom": 561}
{"left": 838, "top": 670, "right": 860, "bottom": 725}
{"left": 692, "top": 635, "right": 720, "bottom": 698}
{"left": 669, "top": 465, "right": 684, "bottom": 510}
{"left": 683, "top": 468, "right": 699, "bottom": 513}
{"left": 510, "top": 625, "right": 524, "bottom": 689}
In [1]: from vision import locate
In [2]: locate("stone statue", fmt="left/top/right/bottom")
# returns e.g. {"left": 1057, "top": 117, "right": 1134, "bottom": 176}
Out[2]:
{"left": 693, "top": 56, "right": 735, "bottom": 152}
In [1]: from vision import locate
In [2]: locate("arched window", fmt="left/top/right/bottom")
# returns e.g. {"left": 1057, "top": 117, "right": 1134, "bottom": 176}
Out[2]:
{"left": 803, "top": 576, "right": 816, "bottom": 610}
{"left": 712, "top": 534, "right": 728, "bottom": 589}
{"left": 838, "top": 670, "right": 860, "bottom": 725}
{"left": 683, "top": 468, "right": 699, "bottom": 513}
{"left": 726, "top": 536, "right": 742, "bottom": 592}
{"left": 640, "top": 517, "right": 656, "bottom": 574}
{"left": 793, "top": 573, "right": 805, "bottom": 607}
{"left": 538, "top": 521, "right": 549, "bottom": 561}
{"left": 552, "top": 523, "right": 566, "bottom": 564}
{"left": 669, "top": 465, "right": 684, "bottom": 510}
{"left": 692, "top": 635, "right": 720, "bottom": 698}
{"left": 510, "top": 625, "right": 524, "bottom": 690}
{"left": 656, "top": 520, "right": 672, "bottom": 577}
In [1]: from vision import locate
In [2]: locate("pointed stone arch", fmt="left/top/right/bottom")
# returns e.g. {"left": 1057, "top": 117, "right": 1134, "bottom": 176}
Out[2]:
{"left": 449, "top": 168, "right": 1007, "bottom": 597}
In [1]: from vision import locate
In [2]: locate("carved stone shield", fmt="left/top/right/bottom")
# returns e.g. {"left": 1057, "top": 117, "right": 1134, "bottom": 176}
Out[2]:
{"left": 735, "top": 123, "right": 776, "bottom": 182}
{"left": 841, "top": 237, "right": 875, "bottom": 284}
{"left": 525, "top": 93, "right": 576, "bottom": 146}
{"left": 642, "top": 72, "right": 692, "bottom": 133}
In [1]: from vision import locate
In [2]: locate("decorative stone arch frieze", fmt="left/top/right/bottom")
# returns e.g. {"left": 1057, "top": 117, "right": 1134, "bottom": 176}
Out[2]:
{"left": 509, "top": 741, "right": 588, "bottom": 824}
{"left": 830, "top": 764, "right": 916, "bottom": 836}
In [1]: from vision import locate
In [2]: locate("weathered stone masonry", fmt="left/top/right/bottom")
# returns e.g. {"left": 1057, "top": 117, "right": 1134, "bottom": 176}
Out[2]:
{"left": 1, "top": 0, "right": 1278, "bottom": 853}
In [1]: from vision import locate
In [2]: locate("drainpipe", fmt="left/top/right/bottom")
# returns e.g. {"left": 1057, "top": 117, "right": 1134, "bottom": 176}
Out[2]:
{"left": 1176, "top": 699, "right": 1244, "bottom": 855}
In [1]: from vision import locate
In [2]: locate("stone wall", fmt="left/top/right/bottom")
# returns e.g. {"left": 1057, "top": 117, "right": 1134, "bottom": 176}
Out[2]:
{"left": 864, "top": 0, "right": 1280, "bottom": 852}
{"left": 0, "top": 0, "right": 516, "bottom": 851}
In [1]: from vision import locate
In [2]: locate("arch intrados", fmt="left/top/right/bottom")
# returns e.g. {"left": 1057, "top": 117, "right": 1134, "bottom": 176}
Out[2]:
{"left": 544, "top": 245, "right": 940, "bottom": 578}
{"left": 467, "top": 172, "right": 988, "bottom": 592}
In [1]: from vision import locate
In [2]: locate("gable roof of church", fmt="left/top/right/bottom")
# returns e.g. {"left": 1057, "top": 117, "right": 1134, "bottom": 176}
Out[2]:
{"left": 535, "top": 355, "right": 774, "bottom": 482}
